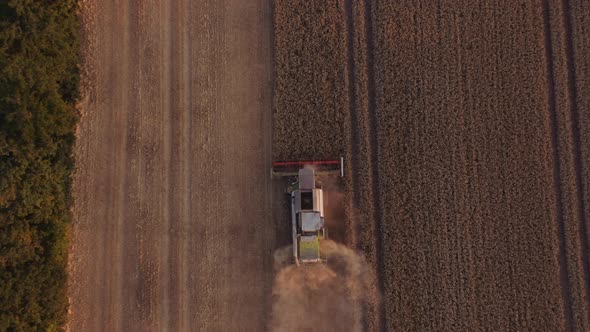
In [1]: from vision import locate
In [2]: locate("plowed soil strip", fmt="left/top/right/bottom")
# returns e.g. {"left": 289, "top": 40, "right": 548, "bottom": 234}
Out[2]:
{"left": 363, "top": 0, "right": 386, "bottom": 330}
{"left": 542, "top": 1, "right": 574, "bottom": 329}
{"left": 562, "top": 0, "right": 590, "bottom": 314}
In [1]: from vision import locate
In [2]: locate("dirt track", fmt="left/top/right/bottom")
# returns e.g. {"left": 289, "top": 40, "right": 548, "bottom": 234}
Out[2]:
{"left": 69, "top": 0, "right": 274, "bottom": 331}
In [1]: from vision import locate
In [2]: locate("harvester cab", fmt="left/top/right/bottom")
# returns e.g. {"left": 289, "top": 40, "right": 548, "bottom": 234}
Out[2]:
{"left": 272, "top": 157, "right": 344, "bottom": 266}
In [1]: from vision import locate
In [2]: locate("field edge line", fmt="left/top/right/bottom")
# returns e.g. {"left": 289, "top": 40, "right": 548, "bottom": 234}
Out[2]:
{"left": 362, "top": 0, "right": 386, "bottom": 331}
{"left": 561, "top": 0, "right": 590, "bottom": 320}
{"left": 542, "top": 1, "right": 575, "bottom": 330}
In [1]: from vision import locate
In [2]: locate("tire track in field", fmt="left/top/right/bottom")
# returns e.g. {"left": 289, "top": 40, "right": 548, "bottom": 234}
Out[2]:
{"left": 362, "top": 0, "right": 386, "bottom": 330}
{"left": 181, "top": 0, "right": 197, "bottom": 331}
{"left": 561, "top": 0, "right": 590, "bottom": 318}
{"left": 159, "top": 0, "right": 172, "bottom": 328}
{"left": 541, "top": 1, "right": 574, "bottom": 330}
{"left": 121, "top": 1, "right": 142, "bottom": 330}
{"left": 135, "top": 0, "right": 167, "bottom": 325}
{"left": 344, "top": 1, "right": 383, "bottom": 330}
{"left": 111, "top": 0, "right": 130, "bottom": 329}
{"left": 183, "top": 0, "right": 192, "bottom": 329}
{"left": 98, "top": 0, "right": 114, "bottom": 327}
{"left": 167, "top": 0, "right": 177, "bottom": 327}
{"left": 166, "top": 0, "right": 191, "bottom": 330}
{"left": 343, "top": 1, "right": 364, "bottom": 330}
{"left": 344, "top": 0, "right": 360, "bottom": 241}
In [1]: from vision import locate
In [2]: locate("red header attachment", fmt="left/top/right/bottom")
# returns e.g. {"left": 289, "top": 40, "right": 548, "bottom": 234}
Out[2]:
{"left": 272, "top": 157, "right": 344, "bottom": 178}
{"left": 272, "top": 160, "right": 341, "bottom": 166}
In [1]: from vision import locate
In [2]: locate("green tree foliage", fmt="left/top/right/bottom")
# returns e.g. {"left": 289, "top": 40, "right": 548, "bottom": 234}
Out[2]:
{"left": 0, "top": 0, "right": 79, "bottom": 330}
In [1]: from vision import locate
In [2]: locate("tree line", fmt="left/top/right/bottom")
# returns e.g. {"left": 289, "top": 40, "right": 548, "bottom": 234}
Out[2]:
{"left": 0, "top": 0, "right": 80, "bottom": 330}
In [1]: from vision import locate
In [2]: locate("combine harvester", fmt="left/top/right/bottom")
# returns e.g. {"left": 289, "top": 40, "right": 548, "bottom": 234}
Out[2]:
{"left": 272, "top": 157, "right": 344, "bottom": 266}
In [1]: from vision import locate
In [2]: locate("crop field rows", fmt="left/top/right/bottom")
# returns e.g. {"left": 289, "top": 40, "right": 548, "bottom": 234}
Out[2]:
{"left": 543, "top": 0, "right": 590, "bottom": 330}
{"left": 273, "top": 0, "right": 590, "bottom": 330}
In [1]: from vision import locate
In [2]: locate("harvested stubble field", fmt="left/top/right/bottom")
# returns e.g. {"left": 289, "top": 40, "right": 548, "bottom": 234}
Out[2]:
{"left": 70, "top": 0, "right": 274, "bottom": 331}
{"left": 273, "top": 0, "right": 590, "bottom": 330}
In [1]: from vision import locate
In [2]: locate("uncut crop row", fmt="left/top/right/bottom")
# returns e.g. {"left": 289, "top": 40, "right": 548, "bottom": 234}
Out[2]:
{"left": 272, "top": 0, "right": 349, "bottom": 161}
{"left": 272, "top": 0, "right": 357, "bottom": 246}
